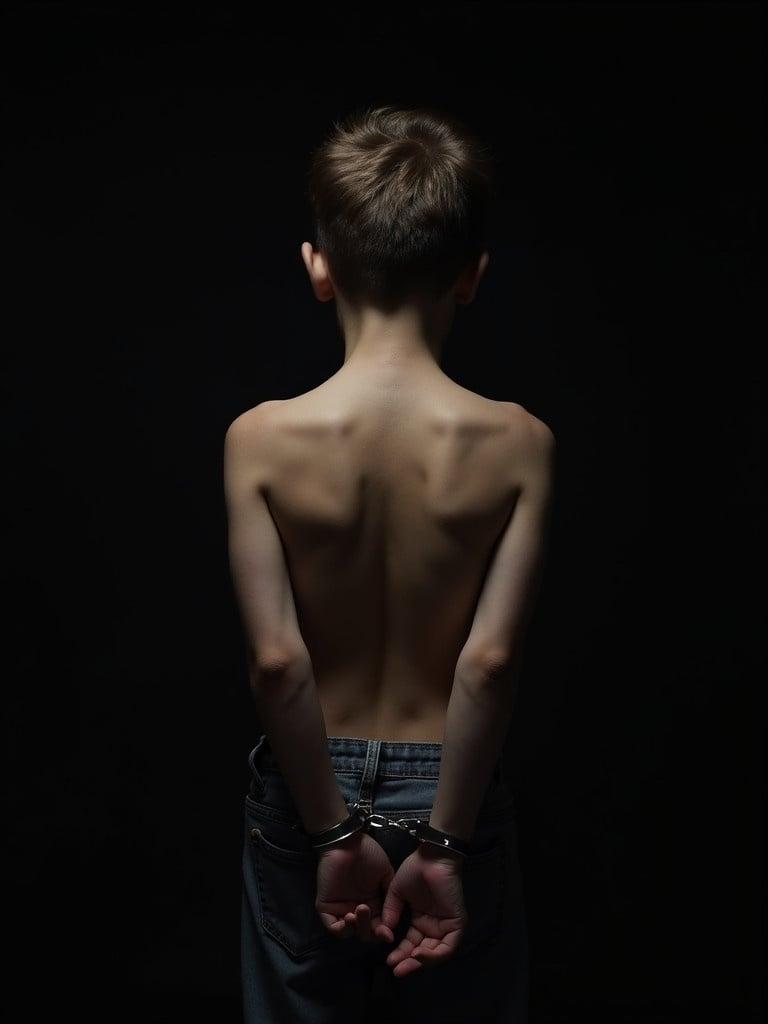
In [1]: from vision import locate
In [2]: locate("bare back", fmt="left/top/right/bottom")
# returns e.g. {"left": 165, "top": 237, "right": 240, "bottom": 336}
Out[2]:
{"left": 257, "top": 369, "right": 534, "bottom": 742}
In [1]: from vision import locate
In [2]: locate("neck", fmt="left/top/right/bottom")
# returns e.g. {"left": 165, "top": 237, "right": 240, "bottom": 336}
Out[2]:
{"left": 335, "top": 294, "right": 454, "bottom": 372}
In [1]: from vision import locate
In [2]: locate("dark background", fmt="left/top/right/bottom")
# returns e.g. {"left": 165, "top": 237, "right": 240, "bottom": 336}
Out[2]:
{"left": 4, "top": 3, "right": 763, "bottom": 1022}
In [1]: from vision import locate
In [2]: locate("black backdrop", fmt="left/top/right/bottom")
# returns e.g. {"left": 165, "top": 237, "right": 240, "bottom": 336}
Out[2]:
{"left": 4, "top": 4, "right": 763, "bottom": 1022}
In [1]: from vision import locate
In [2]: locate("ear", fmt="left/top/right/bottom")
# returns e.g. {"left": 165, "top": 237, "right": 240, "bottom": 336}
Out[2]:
{"left": 300, "top": 242, "right": 335, "bottom": 302}
{"left": 454, "top": 250, "right": 490, "bottom": 305}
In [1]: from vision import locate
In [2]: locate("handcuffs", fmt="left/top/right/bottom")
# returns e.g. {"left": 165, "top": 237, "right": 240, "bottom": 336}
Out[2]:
{"left": 308, "top": 799, "right": 470, "bottom": 860}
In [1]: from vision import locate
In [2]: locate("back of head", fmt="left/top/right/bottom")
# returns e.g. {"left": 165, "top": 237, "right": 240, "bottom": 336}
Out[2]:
{"left": 305, "top": 103, "right": 496, "bottom": 312}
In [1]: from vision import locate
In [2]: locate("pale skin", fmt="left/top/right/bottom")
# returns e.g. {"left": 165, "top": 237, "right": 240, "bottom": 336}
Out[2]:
{"left": 225, "top": 240, "right": 554, "bottom": 974}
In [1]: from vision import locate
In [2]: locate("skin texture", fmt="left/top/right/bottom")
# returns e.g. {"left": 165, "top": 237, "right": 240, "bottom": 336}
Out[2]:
{"left": 226, "top": 243, "right": 555, "bottom": 972}
{"left": 316, "top": 831, "right": 469, "bottom": 976}
{"left": 241, "top": 355, "right": 538, "bottom": 744}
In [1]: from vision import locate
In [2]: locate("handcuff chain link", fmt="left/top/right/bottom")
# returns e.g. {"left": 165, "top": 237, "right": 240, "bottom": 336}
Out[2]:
{"left": 353, "top": 801, "right": 424, "bottom": 837}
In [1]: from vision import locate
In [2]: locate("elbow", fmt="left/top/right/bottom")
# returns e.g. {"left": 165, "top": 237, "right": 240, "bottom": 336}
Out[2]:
{"left": 458, "top": 647, "right": 516, "bottom": 687}
{"left": 248, "top": 645, "right": 309, "bottom": 687}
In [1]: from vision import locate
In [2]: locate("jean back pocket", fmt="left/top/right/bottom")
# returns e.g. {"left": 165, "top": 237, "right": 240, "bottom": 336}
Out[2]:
{"left": 244, "top": 796, "right": 330, "bottom": 961}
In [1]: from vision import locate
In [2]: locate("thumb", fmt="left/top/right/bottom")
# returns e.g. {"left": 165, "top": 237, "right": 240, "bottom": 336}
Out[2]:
{"left": 380, "top": 863, "right": 396, "bottom": 893}
{"left": 380, "top": 877, "right": 404, "bottom": 931}
{"left": 374, "top": 865, "right": 397, "bottom": 941}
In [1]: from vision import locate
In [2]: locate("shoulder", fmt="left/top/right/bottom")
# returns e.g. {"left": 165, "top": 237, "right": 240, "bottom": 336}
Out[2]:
{"left": 499, "top": 403, "right": 556, "bottom": 502}
{"left": 502, "top": 401, "right": 556, "bottom": 454}
{"left": 223, "top": 402, "right": 288, "bottom": 490}
{"left": 225, "top": 400, "right": 285, "bottom": 448}
{"left": 223, "top": 402, "right": 290, "bottom": 501}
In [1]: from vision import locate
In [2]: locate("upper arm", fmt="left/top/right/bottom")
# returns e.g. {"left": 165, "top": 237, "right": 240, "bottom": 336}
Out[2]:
{"left": 223, "top": 405, "right": 309, "bottom": 672}
{"left": 460, "top": 413, "right": 556, "bottom": 678}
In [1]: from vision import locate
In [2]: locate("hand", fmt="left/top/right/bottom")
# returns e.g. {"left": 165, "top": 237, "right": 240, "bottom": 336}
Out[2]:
{"left": 315, "top": 830, "right": 395, "bottom": 943}
{"left": 377, "top": 844, "right": 467, "bottom": 977}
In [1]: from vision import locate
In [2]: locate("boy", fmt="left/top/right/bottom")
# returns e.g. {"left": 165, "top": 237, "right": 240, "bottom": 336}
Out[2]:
{"left": 226, "top": 103, "right": 554, "bottom": 1023}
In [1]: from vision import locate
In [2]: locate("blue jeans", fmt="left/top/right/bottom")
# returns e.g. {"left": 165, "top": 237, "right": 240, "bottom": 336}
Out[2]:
{"left": 241, "top": 733, "right": 529, "bottom": 1023}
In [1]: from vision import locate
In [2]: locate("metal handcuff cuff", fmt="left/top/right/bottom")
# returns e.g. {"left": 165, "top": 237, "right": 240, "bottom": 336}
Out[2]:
{"left": 308, "top": 799, "right": 470, "bottom": 859}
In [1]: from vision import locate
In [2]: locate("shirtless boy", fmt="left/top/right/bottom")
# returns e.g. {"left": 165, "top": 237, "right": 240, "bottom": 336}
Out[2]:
{"left": 226, "top": 103, "right": 555, "bottom": 1022}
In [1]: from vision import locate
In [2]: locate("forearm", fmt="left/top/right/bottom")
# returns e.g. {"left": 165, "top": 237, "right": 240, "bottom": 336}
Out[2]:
{"left": 249, "top": 658, "right": 349, "bottom": 836}
{"left": 429, "top": 658, "right": 520, "bottom": 843}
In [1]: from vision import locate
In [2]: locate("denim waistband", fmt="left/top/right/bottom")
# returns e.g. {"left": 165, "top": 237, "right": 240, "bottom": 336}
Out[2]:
{"left": 249, "top": 732, "right": 505, "bottom": 783}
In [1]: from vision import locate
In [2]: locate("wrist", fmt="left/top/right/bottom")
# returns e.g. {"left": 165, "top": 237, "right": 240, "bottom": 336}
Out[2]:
{"left": 418, "top": 840, "right": 464, "bottom": 861}
{"left": 317, "top": 829, "right": 364, "bottom": 854}
{"left": 421, "top": 839, "right": 462, "bottom": 856}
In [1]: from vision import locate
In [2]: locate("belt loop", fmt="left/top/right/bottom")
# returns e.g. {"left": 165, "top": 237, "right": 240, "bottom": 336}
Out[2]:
{"left": 247, "top": 734, "right": 268, "bottom": 797}
{"left": 356, "top": 739, "right": 381, "bottom": 810}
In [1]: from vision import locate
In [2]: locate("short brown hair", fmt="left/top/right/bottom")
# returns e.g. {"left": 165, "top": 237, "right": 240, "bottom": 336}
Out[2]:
{"left": 305, "top": 103, "right": 496, "bottom": 310}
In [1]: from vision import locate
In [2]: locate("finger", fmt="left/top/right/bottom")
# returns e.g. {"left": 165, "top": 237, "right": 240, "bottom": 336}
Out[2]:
{"left": 380, "top": 884, "right": 404, "bottom": 932}
{"left": 413, "top": 938, "right": 454, "bottom": 963}
{"left": 354, "top": 904, "right": 372, "bottom": 942}
{"left": 318, "top": 910, "right": 344, "bottom": 932}
{"left": 391, "top": 956, "right": 425, "bottom": 978}
{"left": 386, "top": 930, "right": 424, "bottom": 966}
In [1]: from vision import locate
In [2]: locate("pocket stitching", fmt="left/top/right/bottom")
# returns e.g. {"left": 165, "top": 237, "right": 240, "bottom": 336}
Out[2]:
{"left": 248, "top": 828, "right": 327, "bottom": 959}
{"left": 245, "top": 793, "right": 304, "bottom": 829}
{"left": 249, "top": 824, "right": 315, "bottom": 862}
